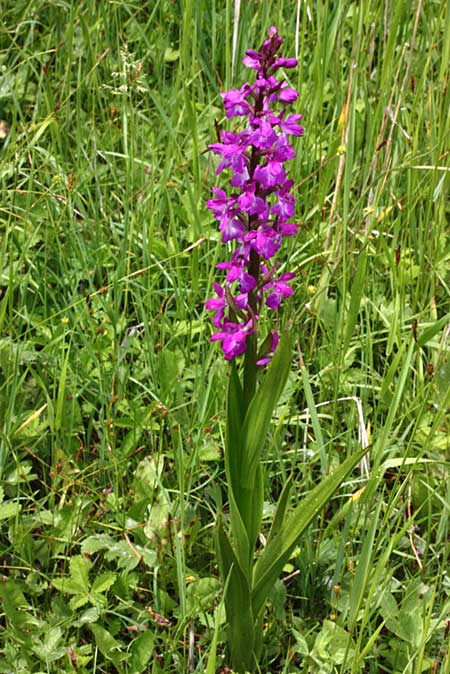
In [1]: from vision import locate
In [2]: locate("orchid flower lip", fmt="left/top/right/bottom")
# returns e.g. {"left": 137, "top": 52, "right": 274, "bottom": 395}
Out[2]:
{"left": 205, "top": 26, "right": 302, "bottom": 362}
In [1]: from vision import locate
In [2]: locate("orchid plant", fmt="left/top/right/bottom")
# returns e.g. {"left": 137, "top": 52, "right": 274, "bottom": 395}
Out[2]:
{"left": 206, "top": 28, "right": 366, "bottom": 674}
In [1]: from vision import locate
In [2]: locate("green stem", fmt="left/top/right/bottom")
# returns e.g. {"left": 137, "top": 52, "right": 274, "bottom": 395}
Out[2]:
{"left": 243, "top": 248, "right": 260, "bottom": 409}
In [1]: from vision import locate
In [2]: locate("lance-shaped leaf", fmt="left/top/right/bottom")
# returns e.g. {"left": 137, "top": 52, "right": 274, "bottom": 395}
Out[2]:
{"left": 226, "top": 362, "right": 264, "bottom": 564}
{"left": 225, "top": 362, "right": 245, "bottom": 488}
{"left": 252, "top": 447, "right": 368, "bottom": 617}
{"left": 225, "top": 364, "right": 252, "bottom": 569}
{"left": 237, "top": 463, "right": 264, "bottom": 556}
{"left": 228, "top": 479, "right": 252, "bottom": 573}
{"left": 240, "top": 332, "right": 291, "bottom": 489}
{"left": 215, "top": 518, "right": 255, "bottom": 673}
{"left": 266, "top": 473, "right": 294, "bottom": 546}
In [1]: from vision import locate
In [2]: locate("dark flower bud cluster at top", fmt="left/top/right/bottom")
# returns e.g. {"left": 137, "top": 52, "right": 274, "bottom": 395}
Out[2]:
{"left": 205, "top": 27, "right": 303, "bottom": 363}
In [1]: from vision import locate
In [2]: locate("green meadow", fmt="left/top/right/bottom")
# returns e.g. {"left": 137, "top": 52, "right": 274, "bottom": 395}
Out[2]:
{"left": 0, "top": 1, "right": 449, "bottom": 672}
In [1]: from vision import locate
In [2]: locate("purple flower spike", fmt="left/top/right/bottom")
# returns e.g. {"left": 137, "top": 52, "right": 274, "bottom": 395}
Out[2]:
{"left": 205, "top": 27, "right": 302, "bottom": 361}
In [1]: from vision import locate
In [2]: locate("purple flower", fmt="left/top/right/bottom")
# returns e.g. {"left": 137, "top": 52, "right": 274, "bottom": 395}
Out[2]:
{"left": 221, "top": 86, "right": 253, "bottom": 117}
{"left": 207, "top": 187, "right": 234, "bottom": 216}
{"left": 207, "top": 188, "right": 245, "bottom": 243}
{"left": 219, "top": 214, "right": 245, "bottom": 243}
{"left": 204, "top": 282, "right": 227, "bottom": 327}
{"left": 278, "top": 221, "right": 298, "bottom": 237}
{"left": 209, "top": 142, "right": 245, "bottom": 176}
{"left": 272, "top": 181, "right": 296, "bottom": 218}
{"left": 271, "top": 134, "right": 296, "bottom": 162}
{"left": 217, "top": 261, "right": 258, "bottom": 293}
{"left": 279, "top": 86, "right": 299, "bottom": 103}
{"left": 264, "top": 272, "right": 296, "bottom": 310}
{"left": 249, "top": 120, "right": 278, "bottom": 149}
{"left": 205, "top": 26, "right": 302, "bottom": 361}
{"left": 253, "top": 160, "right": 287, "bottom": 188}
{"left": 242, "top": 51, "right": 262, "bottom": 71}
{"left": 205, "top": 282, "right": 250, "bottom": 328}
{"left": 237, "top": 185, "right": 270, "bottom": 218}
{"left": 273, "top": 57, "right": 298, "bottom": 69}
{"left": 279, "top": 113, "right": 304, "bottom": 136}
{"left": 210, "top": 320, "right": 256, "bottom": 360}
{"left": 247, "top": 226, "right": 282, "bottom": 259}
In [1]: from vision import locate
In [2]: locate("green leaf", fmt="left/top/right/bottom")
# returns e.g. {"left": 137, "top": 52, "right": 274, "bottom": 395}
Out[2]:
{"left": 28, "top": 113, "right": 55, "bottom": 148}
{"left": 300, "top": 361, "right": 327, "bottom": 474}
{"left": 215, "top": 518, "right": 255, "bottom": 673}
{"left": 205, "top": 600, "right": 226, "bottom": 674}
{"left": 348, "top": 500, "right": 382, "bottom": 627}
{"left": 343, "top": 250, "right": 367, "bottom": 355}
{"left": 75, "top": 606, "right": 100, "bottom": 625}
{"left": 144, "top": 500, "right": 171, "bottom": 546}
{"left": 0, "top": 580, "right": 37, "bottom": 631}
{"left": 164, "top": 47, "right": 180, "bottom": 63}
{"left": 0, "top": 499, "right": 21, "bottom": 521}
{"left": 69, "top": 593, "right": 91, "bottom": 610}
{"left": 138, "top": 546, "right": 158, "bottom": 569}
{"left": 52, "top": 577, "right": 86, "bottom": 596}
{"left": 52, "top": 555, "right": 91, "bottom": 595}
{"left": 252, "top": 447, "right": 367, "bottom": 616}
{"left": 80, "top": 534, "right": 115, "bottom": 555}
{"left": 134, "top": 456, "right": 164, "bottom": 494}
{"left": 417, "top": 312, "right": 450, "bottom": 347}
{"left": 32, "top": 626, "right": 66, "bottom": 663}
{"left": 90, "top": 623, "right": 124, "bottom": 666}
{"left": 385, "top": 609, "right": 423, "bottom": 648}
{"left": 225, "top": 361, "right": 245, "bottom": 487}
{"left": 374, "top": 340, "right": 415, "bottom": 470}
{"left": 436, "top": 356, "right": 450, "bottom": 401}
{"left": 185, "top": 577, "right": 221, "bottom": 615}
{"left": 55, "top": 341, "right": 71, "bottom": 432}
{"left": 349, "top": 500, "right": 382, "bottom": 631}
{"left": 311, "top": 620, "right": 355, "bottom": 665}
{"left": 266, "top": 474, "right": 294, "bottom": 545}
{"left": 91, "top": 572, "right": 117, "bottom": 594}
{"left": 129, "top": 631, "right": 155, "bottom": 674}
{"left": 238, "top": 462, "right": 264, "bottom": 553}
{"left": 227, "top": 481, "right": 251, "bottom": 572}
{"left": 240, "top": 332, "right": 291, "bottom": 489}
{"left": 225, "top": 363, "right": 253, "bottom": 568}
{"left": 81, "top": 533, "right": 115, "bottom": 554}
{"left": 82, "top": 534, "right": 156, "bottom": 571}
{"left": 69, "top": 555, "right": 91, "bottom": 592}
